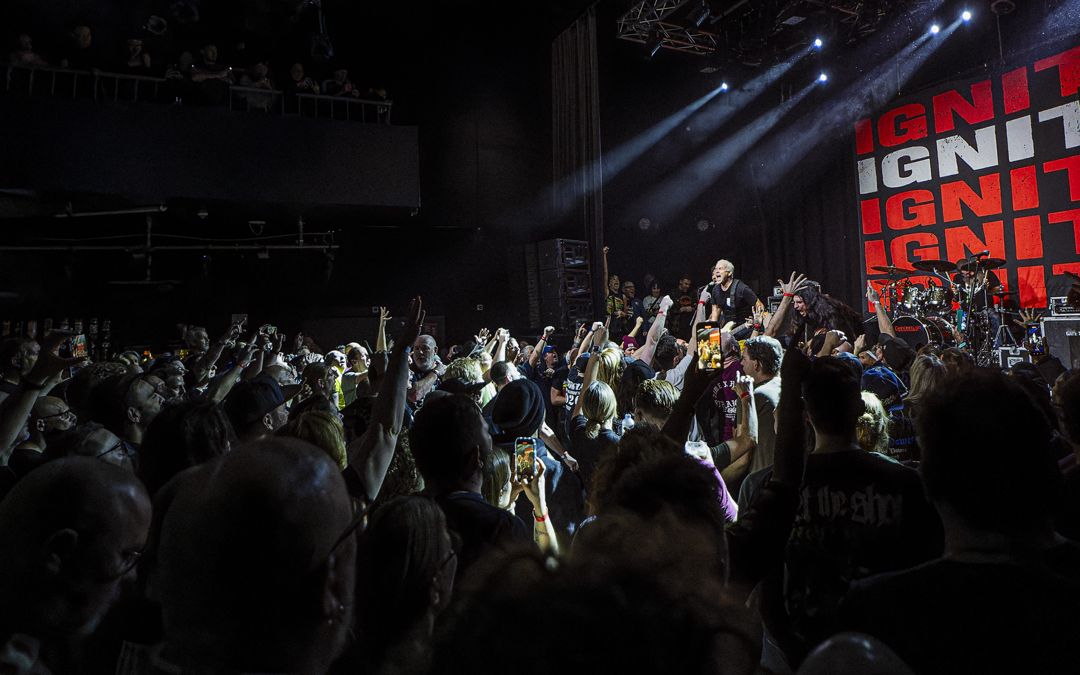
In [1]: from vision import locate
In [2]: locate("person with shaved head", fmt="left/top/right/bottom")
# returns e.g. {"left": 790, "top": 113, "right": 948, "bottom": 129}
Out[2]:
{"left": 155, "top": 437, "right": 358, "bottom": 673}
{"left": 0, "top": 457, "right": 151, "bottom": 673}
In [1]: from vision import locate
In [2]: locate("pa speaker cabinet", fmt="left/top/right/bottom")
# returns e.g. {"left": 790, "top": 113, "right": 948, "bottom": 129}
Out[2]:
{"left": 1041, "top": 316, "right": 1080, "bottom": 369}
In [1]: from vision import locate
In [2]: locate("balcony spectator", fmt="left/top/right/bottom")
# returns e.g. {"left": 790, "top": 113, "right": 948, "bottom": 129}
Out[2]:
{"left": 238, "top": 62, "right": 276, "bottom": 112}
{"left": 59, "top": 24, "right": 99, "bottom": 70}
{"left": 122, "top": 38, "right": 152, "bottom": 74}
{"left": 163, "top": 50, "right": 196, "bottom": 104}
{"left": 8, "top": 34, "right": 48, "bottom": 68}
{"left": 323, "top": 68, "right": 360, "bottom": 98}
{"left": 191, "top": 43, "right": 233, "bottom": 105}
{"left": 285, "top": 62, "right": 319, "bottom": 95}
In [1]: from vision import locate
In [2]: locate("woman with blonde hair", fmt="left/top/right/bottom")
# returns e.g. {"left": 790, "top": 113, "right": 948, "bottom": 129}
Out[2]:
{"left": 569, "top": 326, "right": 622, "bottom": 495}
{"left": 275, "top": 409, "right": 348, "bottom": 469}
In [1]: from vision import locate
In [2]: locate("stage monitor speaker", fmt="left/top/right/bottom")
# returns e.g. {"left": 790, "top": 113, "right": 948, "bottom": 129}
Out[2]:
{"left": 1041, "top": 316, "right": 1080, "bottom": 369}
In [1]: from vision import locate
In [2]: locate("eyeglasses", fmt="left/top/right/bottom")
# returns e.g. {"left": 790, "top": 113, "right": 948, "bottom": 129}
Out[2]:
{"left": 37, "top": 410, "right": 75, "bottom": 422}
{"left": 96, "top": 439, "right": 135, "bottom": 460}
{"left": 331, "top": 497, "right": 370, "bottom": 553}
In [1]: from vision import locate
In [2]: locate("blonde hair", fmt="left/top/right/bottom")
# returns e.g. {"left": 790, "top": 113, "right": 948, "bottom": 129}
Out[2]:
{"left": 905, "top": 354, "right": 947, "bottom": 409}
{"left": 444, "top": 357, "right": 483, "bottom": 384}
{"left": 596, "top": 347, "right": 624, "bottom": 394}
{"left": 856, "top": 392, "right": 889, "bottom": 455}
{"left": 582, "top": 381, "right": 617, "bottom": 440}
{"left": 276, "top": 410, "right": 348, "bottom": 469}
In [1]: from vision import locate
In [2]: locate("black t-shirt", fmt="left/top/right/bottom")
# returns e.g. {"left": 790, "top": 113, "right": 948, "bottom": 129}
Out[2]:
{"left": 435, "top": 490, "right": 532, "bottom": 579}
{"left": 780, "top": 450, "right": 942, "bottom": 656}
{"left": 710, "top": 280, "right": 759, "bottom": 325}
{"left": 671, "top": 287, "right": 697, "bottom": 340}
{"left": 568, "top": 414, "right": 620, "bottom": 495}
{"left": 840, "top": 542, "right": 1080, "bottom": 675}
{"left": 501, "top": 440, "right": 585, "bottom": 541}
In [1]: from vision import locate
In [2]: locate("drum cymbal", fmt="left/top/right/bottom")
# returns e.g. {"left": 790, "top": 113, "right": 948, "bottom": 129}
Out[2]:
{"left": 871, "top": 265, "right": 914, "bottom": 276}
{"left": 992, "top": 290, "right": 1017, "bottom": 297}
{"left": 957, "top": 257, "right": 1006, "bottom": 271}
{"left": 911, "top": 259, "right": 956, "bottom": 272}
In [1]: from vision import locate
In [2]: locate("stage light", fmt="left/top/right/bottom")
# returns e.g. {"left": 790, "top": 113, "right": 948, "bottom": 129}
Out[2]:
{"left": 813, "top": 37, "right": 823, "bottom": 48}
{"left": 818, "top": 72, "right": 828, "bottom": 83}
{"left": 720, "top": 82, "right": 729, "bottom": 91}
{"left": 962, "top": 10, "right": 972, "bottom": 21}
{"left": 930, "top": 23, "right": 941, "bottom": 34}
{"left": 645, "top": 28, "right": 663, "bottom": 59}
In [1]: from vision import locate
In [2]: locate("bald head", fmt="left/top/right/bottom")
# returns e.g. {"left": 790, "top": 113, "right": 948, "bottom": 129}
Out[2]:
{"left": 158, "top": 437, "right": 356, "bottom": 671}
{"left": 0, "top": 457, "right": 150, "bottom": 640}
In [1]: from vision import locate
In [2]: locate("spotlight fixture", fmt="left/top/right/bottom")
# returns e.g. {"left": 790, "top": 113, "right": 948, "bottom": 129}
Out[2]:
{"left": 696, "top": 219, "right": 713, "bottom": 232}
{"left": 638, "top": 217, "right": 653, "bottom": 231}
{"left": 813, "top": 37, "right": 823, "bottom": 48}
{"left": 962, "top": 10, "right": 972, "bottom": 21}
{"left": 688, "top": 1, "right": 710, "bottom": 28}
{"left": 930, "top": 23, "right": 941, "bottom": 34}
{"left": 720, "top": 82, "right": 729, "bottom": 91}
{"left": 645, "top": 28, "right": 662, "bottom": 59}
{"left": 818, "top": 72, "right": 828, "bottom": 83}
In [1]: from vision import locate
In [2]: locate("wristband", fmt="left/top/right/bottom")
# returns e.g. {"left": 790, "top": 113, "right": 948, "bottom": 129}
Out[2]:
{"left": 534, "top": 512, "right": 548, "bottom": 523}
{"left": 738, "top": 391, "right": 750, "bottom": 400}
{"left": 783, "top": 292, "right": 794, "bottom": 298}
{"left": 753, "top": 323, "right": 763, "bottom": 331}
{"left": 697, "top": 300, "right": 706, "bottom": 305}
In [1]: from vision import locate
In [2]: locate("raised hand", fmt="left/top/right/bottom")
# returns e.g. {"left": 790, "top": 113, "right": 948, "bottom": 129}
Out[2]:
{"left": 26, "top": 333, "right": 88, "bottom": 387}
{"left": 659, "top": 295, "right": 674, "bottom": 314}
{"left": 397, "top": 297, "right": 425, "bottom": 348}
{"left": 378, "top": 306, "right": 392, "bottom": 323}
{"left": 1014, "top": 307, "right": 1042, "bottom": 327}
{"left": 733, "top": 373, "right": 754, "bottom": 399}
{"left": 778, "top": 271, "right": 808, "bottom": 296}
{"left": 866, "top": 281, "right": 881, "bottom": 304}
{"left": 853, "top": 333, "right": 867, "bottom": 355}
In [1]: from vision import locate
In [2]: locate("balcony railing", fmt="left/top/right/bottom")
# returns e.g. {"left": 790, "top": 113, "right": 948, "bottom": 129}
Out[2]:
{"left": 3, "top": 65, "right": 392, "bottom": 124}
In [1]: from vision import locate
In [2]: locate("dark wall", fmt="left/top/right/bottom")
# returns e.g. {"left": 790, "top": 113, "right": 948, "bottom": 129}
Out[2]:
{"left": 0, "top": 98, "right": 420, "bottom": 208}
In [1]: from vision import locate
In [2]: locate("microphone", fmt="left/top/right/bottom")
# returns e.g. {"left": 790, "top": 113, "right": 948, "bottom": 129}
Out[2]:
{"left": 973, "top": 250, "right": 990, "bottom": 257}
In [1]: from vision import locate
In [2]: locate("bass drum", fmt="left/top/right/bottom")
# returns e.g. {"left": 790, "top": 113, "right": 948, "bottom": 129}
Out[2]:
{"left": 891, "top": 316, "right": 958, "bottom": 350}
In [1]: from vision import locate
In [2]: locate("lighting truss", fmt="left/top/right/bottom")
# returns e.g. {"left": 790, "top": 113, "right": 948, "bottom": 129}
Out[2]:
{"left": 617, "top": 0, "right": 719, "bottom": 56}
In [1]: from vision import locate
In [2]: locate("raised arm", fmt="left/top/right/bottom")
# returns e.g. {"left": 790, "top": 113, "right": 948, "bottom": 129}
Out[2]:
{"left": 529, "top": 326, "right": 554, "bottom": 369}
{"left": 865, "top": 282, "right": 896, "bottom": 338}
{"left": 493, "top": 328, "right": 509, "bottom": 364}
{"left": 571, "top": 327, "right": 604, "bottom": 420}
{"left": 375, "top": 306, "right": 391, "bottom": 353}
{"left": 765, "top": 272, "right": 807, "bottom": 338}
{"left": 0, "top": 334, "right": 82, "bottom": 462}
{"left": 207, "top": 337, "right": 259, "bottom": 404}
{"left": 634, "top": 295, "right": 672, "bottom": 367}
{"left": 720, "top": 375, "right": 758, "bottom": 481}
{"left": 627, "top": 316, "right": 645, "bottom": 340}
{"left": 347, "top": 297, "right": 424, "bottom": 503}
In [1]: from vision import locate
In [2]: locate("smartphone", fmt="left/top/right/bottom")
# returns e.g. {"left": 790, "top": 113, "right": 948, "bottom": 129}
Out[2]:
{"left": 696, "top": 321, "right": 724, "bottom": 373}
{"left": 70, "top": 334, "right": 88, "bottom": 359}
{"left": 514, "top": 437, "right": 538, "bottom": 482}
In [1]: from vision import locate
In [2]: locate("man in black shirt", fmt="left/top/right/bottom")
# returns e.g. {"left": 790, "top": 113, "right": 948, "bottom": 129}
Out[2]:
{"left": 709, "top": 259, "right": 761, "bottom": 340}
{"left": 841, "top": 369, "right": 1080, "bottom": 675}
{"left": 411, "top": 394, "right": 532, "bottom": 580}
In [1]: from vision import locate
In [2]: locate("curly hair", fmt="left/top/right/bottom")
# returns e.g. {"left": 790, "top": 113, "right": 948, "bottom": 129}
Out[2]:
{"left": 444, "top": 357, "right": 483, "bottom": 384}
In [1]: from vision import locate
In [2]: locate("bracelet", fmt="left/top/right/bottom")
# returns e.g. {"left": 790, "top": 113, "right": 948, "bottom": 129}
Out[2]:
{"left": 738, "top": 391, "right": 750, "bottom": 399}
{"left": 534, "top": 512, "right": 548, "bottom": 523}
{"left": 783, "top": 292, "right": 794, "bottom": 298}
{"left": 753, "top": 324, "right": 763, "bottom": 331}
{"left": 697, "top": 300, "right": 706, "bottom": 305}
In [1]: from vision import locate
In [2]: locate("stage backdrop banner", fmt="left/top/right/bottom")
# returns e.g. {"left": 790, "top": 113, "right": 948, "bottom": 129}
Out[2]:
{"left": 855, "top": 43, "right": 1080, "bottom": 309}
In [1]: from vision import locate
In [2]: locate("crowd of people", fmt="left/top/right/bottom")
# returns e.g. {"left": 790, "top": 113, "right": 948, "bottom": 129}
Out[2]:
{"left": 0, "top": 248, "right": 1079, "bottom": 674}
{"left": 6, "top": 24, "right": 390, "bottom": 112}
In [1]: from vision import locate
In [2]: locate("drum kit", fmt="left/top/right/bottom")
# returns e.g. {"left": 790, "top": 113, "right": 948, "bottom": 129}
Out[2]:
{"left": 871, "top": 254, "right": 1016, "bottom": 363}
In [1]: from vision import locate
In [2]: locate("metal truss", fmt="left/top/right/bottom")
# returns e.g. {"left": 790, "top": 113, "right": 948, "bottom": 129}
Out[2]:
{"left": 616, "top": 0, "right": 720, "bottom": 56}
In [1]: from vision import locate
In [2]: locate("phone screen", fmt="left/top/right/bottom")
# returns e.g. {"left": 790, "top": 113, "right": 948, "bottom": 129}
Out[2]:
{"left": 696, "top": 323, "right": 724, "bottom": 373}
{"left": 71, "top": 334, "right": 88, "bottom": 359}
{"left": 514, "top": 437, "right": 538, "bottom": 482}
